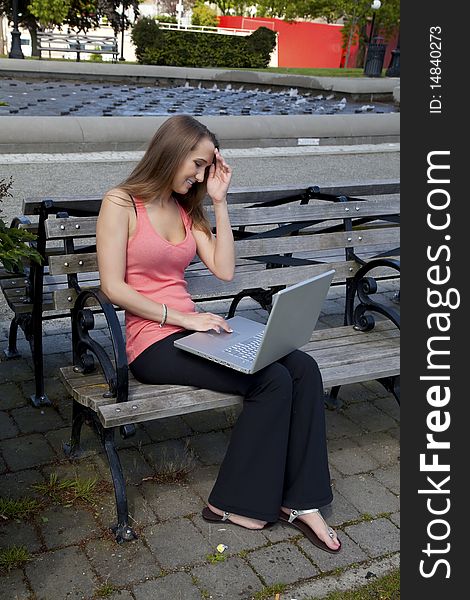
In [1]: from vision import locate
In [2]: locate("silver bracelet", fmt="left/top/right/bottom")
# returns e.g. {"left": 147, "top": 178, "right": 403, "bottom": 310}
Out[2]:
{"left": 159, "top": 303, "right": 167, "bottom": 328}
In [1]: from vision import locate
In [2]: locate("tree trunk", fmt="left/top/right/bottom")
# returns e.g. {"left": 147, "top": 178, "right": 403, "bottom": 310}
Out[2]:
{"left": 28, "top": 24, "right": 39, "bottom": 57}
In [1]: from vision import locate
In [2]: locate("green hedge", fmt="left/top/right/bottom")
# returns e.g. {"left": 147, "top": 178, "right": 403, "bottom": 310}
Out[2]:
{"left": 131, "top": 18, "right": 276, "bottom": 68}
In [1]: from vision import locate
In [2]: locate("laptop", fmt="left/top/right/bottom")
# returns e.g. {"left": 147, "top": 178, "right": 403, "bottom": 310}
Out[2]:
{"left": 174, "top": 269, "right": 335, "bottom": 374}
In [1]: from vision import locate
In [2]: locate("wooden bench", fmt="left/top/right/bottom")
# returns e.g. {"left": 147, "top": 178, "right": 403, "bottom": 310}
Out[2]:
{"left": 1, "top": 184, "right": 400, "bottom": 541}
{"left": 37, "top": 32, "right": 118, "bottom": 62}
{"left": 0, "top": 182, "right": 399, "bottom": 406}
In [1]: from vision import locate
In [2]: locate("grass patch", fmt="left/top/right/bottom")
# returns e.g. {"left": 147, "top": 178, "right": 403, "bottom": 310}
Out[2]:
{"left": 143, "top": 442, "right": 197, "bottom": 484}
{"left": 95, "top": 582, "right": 116, "bottom": 598}
{"left": 206, "top": 552, "right": 227, "bottom": 564}
{"left": 311, "top": 569, "right": 400, "bottom": 600}
{"left": 0, "top": 497, "right": 41, "bottom": 520}
{"left": 0, "top": 546, "right": 30, "bottom": 572}
{"left": 32, "top": 473, "right": 108, "bottom": 507}
{"left": 253, "top": 583, "right": 287, "bottom": 599}
{"left": 234, "top": 67, "right": 370, "bottom": 77}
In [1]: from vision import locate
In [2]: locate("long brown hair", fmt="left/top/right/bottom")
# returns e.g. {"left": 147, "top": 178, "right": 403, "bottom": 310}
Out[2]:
{"left": 118, "top": 115, "right": 218, "bottom": 236}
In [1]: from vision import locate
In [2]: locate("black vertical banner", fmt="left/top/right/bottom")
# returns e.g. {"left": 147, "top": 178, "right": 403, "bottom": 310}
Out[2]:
{"left": 401, "top": 1, "right": 466, "bottom": 598}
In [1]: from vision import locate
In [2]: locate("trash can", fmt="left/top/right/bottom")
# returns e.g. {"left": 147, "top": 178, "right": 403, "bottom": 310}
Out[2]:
{"left": 364, "top": 38, "right": 386, "bottom": 77}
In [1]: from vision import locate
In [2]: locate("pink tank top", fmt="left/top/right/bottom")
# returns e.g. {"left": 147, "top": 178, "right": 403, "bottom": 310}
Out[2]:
{"left": 125, "top": 197, "right": 197, "bottom": 363}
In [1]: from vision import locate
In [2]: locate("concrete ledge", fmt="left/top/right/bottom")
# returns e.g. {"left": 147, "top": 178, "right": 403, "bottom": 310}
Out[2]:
{"left": 0, "top": 113, "right": 400, "bottom": 153}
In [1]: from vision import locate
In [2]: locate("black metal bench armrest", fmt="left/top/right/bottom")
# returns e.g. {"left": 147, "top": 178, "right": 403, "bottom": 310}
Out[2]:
{"left": 349, "top": 258, "right": 400, "bottom": 331}
{"left": 71, "top": 288, "right": 129, "bottom": 403}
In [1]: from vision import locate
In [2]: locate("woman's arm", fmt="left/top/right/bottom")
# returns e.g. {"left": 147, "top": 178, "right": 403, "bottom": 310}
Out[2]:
{"left": 97, "top": 191, "right": 232, "bottom": 333}
{"left": 193, "top": 149, "right": 235, "bottom": 282}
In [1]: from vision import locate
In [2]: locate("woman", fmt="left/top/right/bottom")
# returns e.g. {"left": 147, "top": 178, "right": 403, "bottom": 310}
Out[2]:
{"left": 96, "top": 115, "right": 341, "bottom": 553}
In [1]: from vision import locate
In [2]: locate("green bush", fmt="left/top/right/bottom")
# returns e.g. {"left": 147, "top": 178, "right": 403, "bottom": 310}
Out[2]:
{"left": 131, "top": 19, "right": 276, "bottom": 68}
{"left": 0, "top": 177, "right": 41, "bottom": 273}
{"left": 191, "top": 1, "right": 218, "bottom": 28}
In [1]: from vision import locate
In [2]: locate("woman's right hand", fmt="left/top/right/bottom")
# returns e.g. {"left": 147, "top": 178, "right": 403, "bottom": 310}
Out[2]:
{"left": 181, "top": 312, "right": 233, "bottom": 334}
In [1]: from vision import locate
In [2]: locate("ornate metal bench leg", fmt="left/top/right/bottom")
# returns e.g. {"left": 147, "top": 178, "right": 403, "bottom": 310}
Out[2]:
{"left": 63, "top": 400, "right": 87, "bottom": 458}
{"left": 3, "top": 317, "right": 21, "bottom": 359}
{"left": 324, "top": 385, "right": 343, "bottom": 409}
{"left": 103, "top": 428, "right": 137, "bottom": 543}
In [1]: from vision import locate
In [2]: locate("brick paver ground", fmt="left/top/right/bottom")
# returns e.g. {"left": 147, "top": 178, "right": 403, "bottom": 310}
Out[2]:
{"left": 0, "top": 290, "right": 400, "bottom": 599}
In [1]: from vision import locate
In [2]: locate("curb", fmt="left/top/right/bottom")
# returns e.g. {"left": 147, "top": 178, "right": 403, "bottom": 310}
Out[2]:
{"left": 0, "top": 113, "right": 400, "bottom": 153}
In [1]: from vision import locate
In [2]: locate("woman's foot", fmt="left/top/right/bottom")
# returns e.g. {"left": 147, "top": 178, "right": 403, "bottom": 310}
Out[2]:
{"left": 280, "top": 506, "right": 341, "bottom": 552}
{"left": 207, "top": 503, "right": 267, "bottom": 530}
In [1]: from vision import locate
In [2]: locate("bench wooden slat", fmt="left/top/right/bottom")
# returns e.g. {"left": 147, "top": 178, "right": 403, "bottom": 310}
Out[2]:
{"left": 59, "top": 317, "right": 399, "bottom": 427}
{"left": 44, "top": 199, "right": 400, "bottom": 239}
{"left": 47, "top": 228, "right": 399, "bottom": 275}
{"left": 22, "top": 182, "right": 400, "bottom": 214}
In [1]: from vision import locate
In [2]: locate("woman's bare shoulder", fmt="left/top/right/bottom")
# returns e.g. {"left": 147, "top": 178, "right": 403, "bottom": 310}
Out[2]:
{"left": 102, "top": 187, "right": 134, "bottom": 211}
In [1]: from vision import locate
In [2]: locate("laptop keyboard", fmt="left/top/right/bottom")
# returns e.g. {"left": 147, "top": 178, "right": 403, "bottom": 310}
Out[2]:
{"left": 224, "top": 330, "right": 265, "bottom": 361}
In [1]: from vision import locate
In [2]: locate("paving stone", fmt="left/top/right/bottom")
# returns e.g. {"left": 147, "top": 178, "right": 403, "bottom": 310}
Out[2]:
{"left": 191, "top": 556, "right": 263, "bottom": 599}
{"left": 25, "top": 546, "right": 97, "bottom": 600}
{"left": 40, "top": 505, "right": 101, "bottom": 549}
{"left": 85, "top": 537, "right": 161, "bottom": 586}
{"left": 105, "top": 447, "right": 154, "bottom": 485}
{"left": 262, "top": 518, "right": 298, "bottom": 543}
{"left": 0, "top": 469, "right": 46, "bottom": 498}
{"left": 328, "top": 438, "right": 379, "bottom": 475}
{"left": 0, "top": 358, "right": 34, "bottom": 383}
{"left": 372, "top": 395, "right": 401, "bottom": 420}
{"left": 0, "top": 382, "right": 27, "bottom": 410}
{"left": 328, "top": 489, "right": 361, "bottom": 526}
{"left": 94, "top": 487, "right": 158, "bottom": 531}
{"left": 345, "top": 517, "right": 400, "bottom": 556}
{"left": 143, "top": 517, "right": 212, "bottom": 569}
{"left": 373, "top": 464, "right": 400, "bottom": 495}
{"left": 142, "top": 415, "right": 192, "bottom": 442}
{"left": 187, "top": 463, "right": 219, "bottom": 502}
{"left": 0, "top": 453, "right": 6, "bottom": 473}
{"left": 325, "top": 409, "right": 365, "bottom": 438}
{"left": 42, "top": 456, "right": 107, "bottom": 484}
{"left": 389, "top": 511, "right": 400, "bottom": 528}
{"left": 353, "top": 431, "right": 400, "bottom": 466}
{"left": 0, "top": 568, "right": 31, "bottom": 600}
{"left": 182, "top": 406, "right": 240, "bottom": 433}
{"left": 0, "top": 520, "right": 42, "bottom": 552}
{"left": 44, "top": 426, "right": 103, "bottom": 458}
{"left": 132, "top": 571, "right": 201, "bottom": 600}
{"left": 0, "top": 410, "right": 19, "bottom": 440}
{"left": 192, "top": 512, "right": 270, "bottom": 554}
{"left": 343, "top": 401, "right": 398, "bottom": 432}
{"left": 337, "top": 383, "right": 380, "bottom": 404}
{"left": 140, "top": 481, "right": 204, "bottom": 520}
{"left": 187, "top": 431, "right": 229, "bottom": 465}
{"left": 334, "top": 474, "right": 400, "bottom": 516}
{"left": 10, "top": 405, "right": 65, "bottom": 434}
{"left": 288, "top": 554, "right": 400, "bottom": 600}
{"left": 247, "top": 541, "right": 318, "bottom": 585}
{"left": 100, "top": 591, "right": 134, "bottom": 600}
{"left": 298, "top": 530, "right": 368, "bottom": 572}
{"left": 0, "top": 433, "right": 57, "bottom": 471}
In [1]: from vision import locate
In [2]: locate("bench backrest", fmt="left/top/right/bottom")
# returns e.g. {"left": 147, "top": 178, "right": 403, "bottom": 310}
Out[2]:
{"left": 29, "top": 185, "right": 399, "bottom": 317}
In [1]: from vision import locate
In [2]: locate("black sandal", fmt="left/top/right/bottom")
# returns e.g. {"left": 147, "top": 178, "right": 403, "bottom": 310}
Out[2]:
{"left": 279, "top": 508, "right": 342, "bottom": 554}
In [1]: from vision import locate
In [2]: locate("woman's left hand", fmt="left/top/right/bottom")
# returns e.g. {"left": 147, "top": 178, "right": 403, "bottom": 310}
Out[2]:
{"left": 206, "top": 148, "right": 232, "bottom": 205}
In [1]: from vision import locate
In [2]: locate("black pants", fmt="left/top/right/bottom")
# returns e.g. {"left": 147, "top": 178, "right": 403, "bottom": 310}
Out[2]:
{"left": 130, "top": 331, "right": 332, "bottom": 523}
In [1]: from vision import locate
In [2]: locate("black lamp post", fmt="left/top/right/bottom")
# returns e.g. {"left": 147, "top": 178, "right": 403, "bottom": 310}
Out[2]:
{"left": 119, "top": 4, "right": 126, "bottom": 61}
{"left": 9, "top": 0, "right": 25, "bottom": 59}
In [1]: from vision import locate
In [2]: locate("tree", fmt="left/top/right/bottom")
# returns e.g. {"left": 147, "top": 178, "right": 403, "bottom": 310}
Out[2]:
{"left": 29, "top": 0, "right": 72, "bottom": 29}
{"left": 192, "top": 1, "right": 218, "bottom": 27}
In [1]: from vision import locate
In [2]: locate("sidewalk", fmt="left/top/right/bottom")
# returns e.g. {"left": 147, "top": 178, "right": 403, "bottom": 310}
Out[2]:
{"left": 0, "top": 282, "right": 400, "bottom": 599}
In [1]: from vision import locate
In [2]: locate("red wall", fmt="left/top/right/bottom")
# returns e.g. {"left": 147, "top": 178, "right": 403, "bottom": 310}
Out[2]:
{"left": 218, "top": 16, "right": 396, "bottom": 70}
